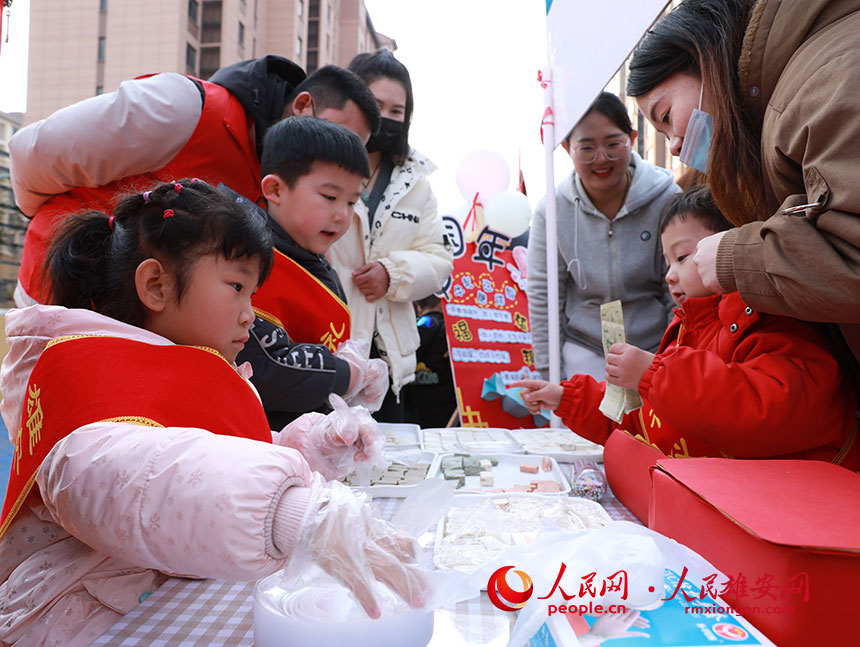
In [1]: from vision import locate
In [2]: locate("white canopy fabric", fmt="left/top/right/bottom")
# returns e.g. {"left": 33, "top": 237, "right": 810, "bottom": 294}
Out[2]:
{"left": 540, "top": 0, "right": 671, "bottom": 392}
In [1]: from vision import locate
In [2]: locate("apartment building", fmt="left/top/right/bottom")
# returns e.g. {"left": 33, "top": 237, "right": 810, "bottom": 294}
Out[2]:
{"left": 25, "top": 0, "right": 394, "bottom": 125}
{"left": 0, "top": 111, "right": 26, "bottom": 309}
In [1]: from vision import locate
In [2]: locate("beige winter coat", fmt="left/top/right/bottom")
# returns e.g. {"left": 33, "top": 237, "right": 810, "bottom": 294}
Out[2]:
{"left": 716, "top": 0, "right": 860, "bottom": 361}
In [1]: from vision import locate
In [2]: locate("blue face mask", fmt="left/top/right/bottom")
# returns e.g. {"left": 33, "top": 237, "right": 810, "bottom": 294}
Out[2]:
{"left": 678, "top": 85, "right": 713, "bottom": 173}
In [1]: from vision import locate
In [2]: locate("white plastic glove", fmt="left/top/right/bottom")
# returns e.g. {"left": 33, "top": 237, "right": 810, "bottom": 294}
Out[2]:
{"left": 295, "top": 474, "right": 429, "bottom": 618}
{"left": 277, "top": 394, "right": 385, "bottom": 481}
{"left": 336, "top": 338, "right": 390, "bottom": 413}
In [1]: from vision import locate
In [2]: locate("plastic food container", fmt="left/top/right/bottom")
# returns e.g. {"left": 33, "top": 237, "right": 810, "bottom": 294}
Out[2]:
{"left": 570, "top": 459, "right": 607, "bottom": 501}
{"left": 253, "top": 571, "right": 434, "bottom": 647}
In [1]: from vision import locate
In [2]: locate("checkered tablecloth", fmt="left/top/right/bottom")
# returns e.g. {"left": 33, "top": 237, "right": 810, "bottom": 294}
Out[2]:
{"left": 95, "top": 469, "right": 638, "bottom": 646}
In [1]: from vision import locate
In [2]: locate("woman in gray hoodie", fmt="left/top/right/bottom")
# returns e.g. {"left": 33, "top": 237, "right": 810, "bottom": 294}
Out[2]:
{"left": 528, "top": 92, "right": 679, "bottom": 380}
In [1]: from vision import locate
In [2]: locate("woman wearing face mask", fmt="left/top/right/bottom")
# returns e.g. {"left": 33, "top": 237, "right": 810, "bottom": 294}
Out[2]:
{"left": 328, "top": 49, "right": 453, "bottom": 422}
{"left": 528, "top": 92, "right": 680, "bottom": 382}
{"left": 628, "top": 0, "right": 860, "bottom": 373}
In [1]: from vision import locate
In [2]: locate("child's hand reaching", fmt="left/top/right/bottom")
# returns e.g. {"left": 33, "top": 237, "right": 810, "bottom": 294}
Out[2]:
{"left": 509, "top": 379, "right": 564, "bottom": 414}
{"left": 277, "top": 394, "right": 382, "bottom": 480}
{"left": 604, "top": 343, "right": 655, "bottom": 390}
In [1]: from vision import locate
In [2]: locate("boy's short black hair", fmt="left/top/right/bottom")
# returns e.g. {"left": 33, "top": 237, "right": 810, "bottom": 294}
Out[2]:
{"left": 286, "top": 65, "right": 381, "bottom": 135}
{"left": 261, "top": 116, "right": 370, "bottom": 187}
{"left": 415, "top": 294, "right": 442, "bottom": 312}
{"left": 660, "top": 185, "right": 733, "bottom": 235}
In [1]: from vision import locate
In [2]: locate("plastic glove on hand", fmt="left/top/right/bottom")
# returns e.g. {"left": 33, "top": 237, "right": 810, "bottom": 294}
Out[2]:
{"left": 337, "top": 339, "right": 390, "bottom": 413}
{"left": 350, "top": 357, "right": 389, "bottom": 413}
{"left": 278, "top": 394, "right": 384, "bottom": 481}
{"left": 304, "top": 477, "right": 428, "bottom": 618}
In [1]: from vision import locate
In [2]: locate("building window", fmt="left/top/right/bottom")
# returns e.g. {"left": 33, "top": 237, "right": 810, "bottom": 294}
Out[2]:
{"left": 327, "top": 3, "right": 331, "bottom": 22}
{"left": 201, "top": 0, "right": 223, "bottom": 44}
{"left": 238, "top": 22, "right": 244, "bottom": 45}
{"left": 97, "top": 37, "right": 106, "bottom": 61}
{"left": 188, "top": 0, "right": 199, "bottom": 23}
{"left": 100, "top": 0, "right": 108, "bottom": 12}
{"left": 186, "top": 44, "right": 197, "bottom": 73}
{"left": 252, "top": 37, "right": 256, "bottom": 58}
{"left": 298, "top": 0, "right": 303, "bottom": 17}
{"left": 200, "top": 46, "right": 221, "bottom": 79}
{"left": 240, "top": 0, "right": 247, "bottom": 14}
{"left": 96, "top": 86, "right": 104, "bottom": 95}
{"left": 326, "top": 34, "right": 330, "bottom": 55}
{"left": 296, "top": 36, "right": 303, "bottom": 57}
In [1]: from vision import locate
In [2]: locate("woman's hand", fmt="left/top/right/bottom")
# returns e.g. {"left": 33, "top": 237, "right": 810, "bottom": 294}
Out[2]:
{"left": 352, "top": 262, "right": 390, "bottom": 302}
{"left": 510, "top": 379, "right": 564, "bottom": 414}
{"left": 604, "top": 343, "right": 654, "bottom": 390}
{"left": 693, "top": 231, "right": 728, "bottom": 293}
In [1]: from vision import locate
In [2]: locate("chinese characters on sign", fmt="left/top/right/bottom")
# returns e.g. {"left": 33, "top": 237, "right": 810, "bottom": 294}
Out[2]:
{"left": 440, "top": 219, "right": 541, "bottom": 428}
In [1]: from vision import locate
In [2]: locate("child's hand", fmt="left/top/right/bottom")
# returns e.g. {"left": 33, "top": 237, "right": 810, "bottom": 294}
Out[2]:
{"left": 277, "top": 395, "right": 383, "bottom": 480}
{"left": 509, "top": 379, "right": 564, "bottom": 414}
{"left": 604, "top": 343, "right": 655, "bottom": 390}
{"left": 352, "top": 262, "right": 390, "bottom": 302}
{"left": 299, "top": 476, "right": 428, "bottom": 618}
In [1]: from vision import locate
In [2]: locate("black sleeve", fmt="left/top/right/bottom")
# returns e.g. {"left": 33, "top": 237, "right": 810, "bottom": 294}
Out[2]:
{"left": 238, "top": 316, "right": 351, "bottom": 428}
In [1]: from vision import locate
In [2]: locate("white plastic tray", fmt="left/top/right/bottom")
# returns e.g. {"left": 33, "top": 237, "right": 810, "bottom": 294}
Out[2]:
{"left": 348, "top": 449, "right": 440, "bottom": 498}
{"left": 433, "top": 493, "right": 612, "bottom": 575}
{"left": 428, "top": 452, "right": 570, "bottom": 495}
{"left": 420, "top": 427, "right": 524, "bottom": 454}
{"left": 377, "top": 422, "right": 421, "bottom": 447}
{"left": 510, "top": 428, "right": 604, "bottom": 463}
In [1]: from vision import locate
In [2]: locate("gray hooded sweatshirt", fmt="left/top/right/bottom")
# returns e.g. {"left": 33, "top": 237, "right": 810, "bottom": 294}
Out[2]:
{"left": 527, "top": 152, "right": 679, "bottom": 378}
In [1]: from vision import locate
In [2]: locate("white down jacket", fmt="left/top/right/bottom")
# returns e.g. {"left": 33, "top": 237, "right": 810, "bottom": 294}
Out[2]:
{"left": 327, "top": 149, "right": 453, "bottom": 395}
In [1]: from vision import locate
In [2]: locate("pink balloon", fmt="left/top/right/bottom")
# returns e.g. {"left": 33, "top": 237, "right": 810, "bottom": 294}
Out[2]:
{"left": 455, "top": 150, "right": 510, "bottom": 203}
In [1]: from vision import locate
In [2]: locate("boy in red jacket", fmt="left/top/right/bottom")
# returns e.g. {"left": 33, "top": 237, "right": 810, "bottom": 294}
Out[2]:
{"left": 513, "top": 186, "right": 858, "bottom": 521}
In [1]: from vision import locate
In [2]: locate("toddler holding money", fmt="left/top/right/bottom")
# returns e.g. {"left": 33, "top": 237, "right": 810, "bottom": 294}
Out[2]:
{"left": 513, "top": 186, "right": 858, "bottom": 521}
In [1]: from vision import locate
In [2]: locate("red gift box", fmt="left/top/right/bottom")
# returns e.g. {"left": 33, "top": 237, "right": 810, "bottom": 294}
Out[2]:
{"left": 648, "top": 458, "right": 860, "bottom": 647}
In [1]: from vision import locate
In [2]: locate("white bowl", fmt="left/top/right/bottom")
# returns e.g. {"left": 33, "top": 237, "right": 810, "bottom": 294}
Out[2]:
{"left": 253, "top": 572, "right": 434, "bottom": 647}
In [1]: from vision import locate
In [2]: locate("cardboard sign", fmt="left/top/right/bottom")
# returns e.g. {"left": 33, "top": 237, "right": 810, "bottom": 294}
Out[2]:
{"left": 440, "top": 217, "right": 545, "bottom": 428}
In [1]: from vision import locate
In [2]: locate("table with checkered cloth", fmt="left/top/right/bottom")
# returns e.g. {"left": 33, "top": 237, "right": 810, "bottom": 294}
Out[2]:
{"left": 95, "top": 465, "right": 639, "bottom": 647}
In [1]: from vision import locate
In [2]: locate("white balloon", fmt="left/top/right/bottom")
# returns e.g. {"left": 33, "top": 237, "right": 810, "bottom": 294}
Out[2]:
{"left": 483, "top": 190, "right": 532, "bottom": 238}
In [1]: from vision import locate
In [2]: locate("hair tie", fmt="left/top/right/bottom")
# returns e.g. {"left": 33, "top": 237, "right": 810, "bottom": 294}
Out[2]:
{"left": 108, "top": 215, "right": 116, "bottom": 231}
{"left": 190, "top": 178, "right": 200, "bottom": 183}
{"left": 142, "top": 191, "right": 152, "bottom": 202}
{"left": 174, "top": 183, "right": 183, "bottom": 193}
{"left": 163, "top": 209, "right": 175, "bottom": 220}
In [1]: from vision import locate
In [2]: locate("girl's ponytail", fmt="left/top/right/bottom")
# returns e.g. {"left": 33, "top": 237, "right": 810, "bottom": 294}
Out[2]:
{"left": 47, "top": 211, "right": 114, "bottom": 312}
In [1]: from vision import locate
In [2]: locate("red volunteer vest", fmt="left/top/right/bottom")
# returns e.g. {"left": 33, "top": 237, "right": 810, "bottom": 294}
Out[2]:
{"left": 0, "top": 335, "right": 272, "bottom": 539}
{"left": 18, "top": 79, "right": 262, "bottom": 303}
{"left": 252, "top": 247, "right": 351, "bottom": 351}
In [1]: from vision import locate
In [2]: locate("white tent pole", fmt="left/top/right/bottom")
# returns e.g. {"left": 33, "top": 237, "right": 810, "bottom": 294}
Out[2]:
{"left": 541, "top": 66, "right": 562, "bottom": 427}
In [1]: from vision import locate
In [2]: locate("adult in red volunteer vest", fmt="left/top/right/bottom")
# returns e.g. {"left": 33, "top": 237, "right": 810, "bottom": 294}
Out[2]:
{"left": 8, "top": 55, "right": 381, "bottom": 306}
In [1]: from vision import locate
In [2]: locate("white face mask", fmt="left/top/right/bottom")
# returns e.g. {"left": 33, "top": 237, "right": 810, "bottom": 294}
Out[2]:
{"left": 678, "top": 84, "right": 713, "bottom": 173}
